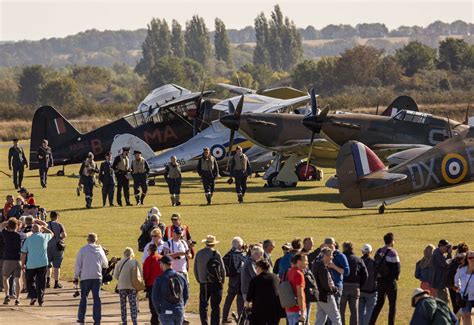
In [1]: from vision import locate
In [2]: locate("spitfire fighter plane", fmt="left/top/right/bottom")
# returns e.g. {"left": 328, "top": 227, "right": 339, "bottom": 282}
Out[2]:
{"left": 29, "top": 84, "right": 219, "bottom": 172}
{"left": 336, "top": 126, "right": 474, "bottom": 213}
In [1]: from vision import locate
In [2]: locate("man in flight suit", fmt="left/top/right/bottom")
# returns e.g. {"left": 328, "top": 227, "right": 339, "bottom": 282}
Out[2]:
{"left": 112, "top": 147, "right": 132, "bottom": 206}
{"left": 98, "top": 151, "right": 115, "bottom": 207}
{"left": 131, "top": 150, "right": 150, "bottom": 205}
{"left": 229, "top": 146, "right": 252, "bottom": 203}
{"left": 79, "top": 152, "right": 99, "bottom": 208}
{"left": 37, "top": 139, "right": 53, "bottom": 188}
{"left": 197, "top": 147, "right": 219, "bottom": 205}
{"left": 8, "top": 139, "right": 28, "bottom": 189}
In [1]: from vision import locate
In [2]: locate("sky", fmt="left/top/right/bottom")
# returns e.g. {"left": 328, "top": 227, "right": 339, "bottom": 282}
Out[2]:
{"left": 0, "top": 0, "right": 472, "bottom": 41}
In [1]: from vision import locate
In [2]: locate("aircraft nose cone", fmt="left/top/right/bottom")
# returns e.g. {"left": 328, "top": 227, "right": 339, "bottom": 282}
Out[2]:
{"left": 303, "top": 115, "right": 322, "bottom": 133}
{"left": 220, "top": 114, "right": 240, "bottom": 131}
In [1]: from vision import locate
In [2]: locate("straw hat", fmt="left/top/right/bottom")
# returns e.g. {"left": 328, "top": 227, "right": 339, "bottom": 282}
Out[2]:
{"left": 202, "top": 235, "right": 219, "bottom": 246}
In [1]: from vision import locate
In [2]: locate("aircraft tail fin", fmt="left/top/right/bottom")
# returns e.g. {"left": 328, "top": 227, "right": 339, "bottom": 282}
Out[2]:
{"left": 30, "top": 106, "right": 81, "bottom": 169}
{"left": 110, "top": 134, "right": 156, "bottom": 161}
{"left": 381, "top": 95, "right": 418, "bottom": 116}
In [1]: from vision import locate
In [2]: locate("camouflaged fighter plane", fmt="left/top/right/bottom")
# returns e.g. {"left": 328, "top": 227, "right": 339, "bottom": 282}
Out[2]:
{"left": 336, "top": 126, "right": 474, "bottom": 214}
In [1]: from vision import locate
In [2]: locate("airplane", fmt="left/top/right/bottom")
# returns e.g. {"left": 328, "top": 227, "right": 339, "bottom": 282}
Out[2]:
{"left": 335, "top": 125, "right": 474, "bottom": 214}
{"left": 28, "top": 84, "right": 221, "bottom": 174}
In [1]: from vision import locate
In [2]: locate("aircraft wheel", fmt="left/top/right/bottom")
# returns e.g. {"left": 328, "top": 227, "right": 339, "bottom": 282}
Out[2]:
{"left": 56, "top": 170, "right": 65, "bottom": 176}
{"left": 279, "top": 180, "right": 297, "bottom": 188}
{"left": 266, "top": 172, "right": 280, "bottom": 188}
{"left": 295, "top": 162, "right": 317, "bottom": 181}
{"left": 378, "top": 204, "right": 386, "bottom": 214}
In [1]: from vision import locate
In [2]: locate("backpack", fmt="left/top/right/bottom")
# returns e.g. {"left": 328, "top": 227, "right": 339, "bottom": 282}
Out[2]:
{"left": 164, "top": 273, "right": 183, "bottom": 304}
{"left": 304, "top": 269, "right": 319, "bottom": 302}
{"left": 137, "top": 223, "right": 155, "bottom": 252}
{"left": 222, "top": 251, "right": 243, "bottom": 277}
{"left": 279, "top": 271, "right": 298, "bottom": 308}
{"left": 374, "top": 248, "right": 391, "bottom": 278}
{"left": 131, "top": 260, "right": 146, "bottom": 291}
{"left": 429, "top": 298, "right": 456, "bottom": 324}
{"left": 206, "top": 251, "right": 223, "bottom": 284}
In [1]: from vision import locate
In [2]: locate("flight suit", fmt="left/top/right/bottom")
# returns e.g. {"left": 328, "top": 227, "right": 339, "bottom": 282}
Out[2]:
{"left": 8, "top": 145, "right": 28, "bottom": 189}
{"left": 99, "top": 160, "right": 115, "bottom": 206}
{"left": 113, "top": 154, "right": 131, "bottom": 206}
{"left": 197, "top": 154, "right": 219, "bottom": 205}
{"left": 164, "top": 162, "right": 182, "bottom": 206}
{"left": 230, "top": 153, "right": 252, "bottom": 203}
{"left": 37, "top": 146, "right": 53, "bottom": 188}
{"left": 131, "top": 157, "right": 150, "bottom": 205}
{"left": 79, "top": 158, "right": 98, "bottom": 208}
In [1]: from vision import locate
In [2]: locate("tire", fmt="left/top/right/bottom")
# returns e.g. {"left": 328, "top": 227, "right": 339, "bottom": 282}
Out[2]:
{"left": 279, "top": 180, "right": 297, "bottom": 188}
{"left": 295, "top": 162, "right": 318, "bottom": 181}
{"left": 56, "top": 170, "right": 65, "bottom": 176}
{"left": 266, "top": 172, "right": 280, "bottom": 188}
{"left": 378, "top": 204, "right": 386, "bottom": 214}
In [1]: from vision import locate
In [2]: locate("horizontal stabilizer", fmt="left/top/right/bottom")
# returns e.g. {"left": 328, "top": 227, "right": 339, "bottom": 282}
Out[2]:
{"left": 358, "top": 171, "right": 407, "bottom": 189}
{"left": 111, "top": 134, "right": 156, "bottom": 161}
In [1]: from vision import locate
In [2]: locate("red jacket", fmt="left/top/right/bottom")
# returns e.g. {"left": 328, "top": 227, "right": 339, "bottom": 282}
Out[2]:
{"left": 143, "top": 253, "right": 163, "bottom": 287}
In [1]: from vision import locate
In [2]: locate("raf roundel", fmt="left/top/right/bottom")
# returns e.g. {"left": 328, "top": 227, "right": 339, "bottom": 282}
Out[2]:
{"left": 441, "top": 153, "right": 468, "bottom": 184}
{"left": 210, "top": 144, "right": 226, "bottom": 161}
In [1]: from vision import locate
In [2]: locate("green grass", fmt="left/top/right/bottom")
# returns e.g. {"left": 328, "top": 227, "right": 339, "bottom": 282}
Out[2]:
{"left": 1, "top": 141, "right": 473, "bottom": 323}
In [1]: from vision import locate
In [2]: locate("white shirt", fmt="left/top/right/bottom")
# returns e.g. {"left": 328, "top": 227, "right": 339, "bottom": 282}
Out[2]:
{"left": 165, "top": 239, "right": 189, "bottom": 273}
{"left": 455, "top": 266, "right": 474, "bottom": 300}
{"left": 141, "top": 240, "right": 165, "bottom": 263}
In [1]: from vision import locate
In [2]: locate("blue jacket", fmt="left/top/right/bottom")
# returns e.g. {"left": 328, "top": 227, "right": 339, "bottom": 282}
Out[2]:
{"left": 415, "top": 261, "right": 432, "bottom": 283}
{"left": 331, "top": 250, "right": 350, "bottom": 288}
{"left": 152, "top": 269, "right": 188, "bottom": 315}
{"left": 278, "top": 251, "right": 295, "bottom": 279}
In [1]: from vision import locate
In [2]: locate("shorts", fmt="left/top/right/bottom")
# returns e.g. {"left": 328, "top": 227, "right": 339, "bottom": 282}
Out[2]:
{"left": 461, "top": 298, "right": 474, "bottom": 313}
{"left": 2, "top": 260, "right": 21, "bottom": 278}
{"left": 48, "top": 248, "right": 64, "bottom": 268}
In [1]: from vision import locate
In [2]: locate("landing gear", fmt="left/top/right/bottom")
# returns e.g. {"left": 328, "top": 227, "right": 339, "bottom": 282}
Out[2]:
{"left": 56, "top": 166, "right": 65, "bottom": 176}
{"left": 295, "top": 162, "right": 322, "bottom": 181}
{"left": 378, "top": 203, "right": 386, "bottom": 214}
{"left": 266, "top": 172, "right": 281, "bottom": 188}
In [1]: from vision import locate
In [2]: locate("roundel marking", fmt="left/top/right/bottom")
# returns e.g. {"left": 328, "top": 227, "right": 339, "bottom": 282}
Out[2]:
{"left": 441, "top": 153, "right": 468, "bottom": 184}
{"left": 210, "top": 144, "right": 226, "bottom": 161}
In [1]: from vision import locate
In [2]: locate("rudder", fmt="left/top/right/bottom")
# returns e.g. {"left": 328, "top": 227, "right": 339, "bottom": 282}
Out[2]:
{"left": 381, "top": 95, "right": 418, "bottom": 116}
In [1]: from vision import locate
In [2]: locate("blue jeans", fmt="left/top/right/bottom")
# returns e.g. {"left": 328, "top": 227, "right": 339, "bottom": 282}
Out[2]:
{"left": 287, "top": 311, "right": 301, "bottom": 325}
{"left": 359, "top": 292, "right": 377, "bottom": 325}
{"left": 159, "top": 308, "right": 184, "bottom": 325}
{"left": 78, "top": 279, "right": 102, "bottom": 323}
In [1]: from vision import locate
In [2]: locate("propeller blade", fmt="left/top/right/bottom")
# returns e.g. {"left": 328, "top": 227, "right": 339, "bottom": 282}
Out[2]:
{"left": 235, "top": 95, "right": 244, "bottom": 120}
{"left": 320, "top": 105, "right": 330, "bottom": 118}
{"left": 228, "top": 100, "right": 235, "bottom": 115}
{"left": 310, "top": 88, "right": 318, "bottom": 116}
{"left": 225, "top": 129, "right": 235, "bottom": 172}
{"left": 305, "top": 131, "right": 316, "bottom": 176}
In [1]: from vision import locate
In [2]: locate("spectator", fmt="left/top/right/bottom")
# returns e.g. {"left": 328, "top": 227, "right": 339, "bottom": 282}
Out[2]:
{"left": 114, "top": 247, "right": 142, "bottom": 325}
{"left": 8, "top": 138, "right": 28, "bottom": 189}
{"left": 448, "top": 243, "right": 469, "bottom": 315}
{"left": 303, "top": 261, "right": 319, "bottom": 324}
{"left": 454, "top": 250, "right": 474, "bottom": 325}
{"left": 98, "top": 151, "right": 115, "bottom": 207}
{"left": 278, "top": 238, "right": 302, "bottom": 279}
{"left": 139, "top": 213, "right": 166, "bottom": 253}
{"left": 37, "top": 139, "right": 53, "bottom": 188}
{"left": 194, "top": 235, "right": 226, "bottom": 325}
{"left": 286, "top": 253, "right": 308, "bottom": 325}
{"left": 415, "top": 244, "right": 435, "bottom": 296}
{"left": 409, "top": 288, "right": 457, "bottom": 325}
{"left": 369, "top": 232, "right": 400, "bottom": 325}
{"left": 3, "top": 195, "right": 14, "bottom": 220}
{"left": 359, "top": 244, "right": 377, "bottom": 325}
{"left": 430, "top": 240, "right": 452, "bottom": 303}
{"left": 164, "top": 155, "right": 182, "bottom": 206}
{"left": 20, "top": 220, "right": 53, "bottom": 306}
{"left": 152, "top": 255, "right": 189, "bottom": 324}
{"left": 143, "top": 244, "right": 163, "bottom": 325}
{"left": 163, "top": 227, "right": 191, "bottom": 279}
{"left": 222, "top": 236, "right": 247, "bottom": 323}
{"left": 241, "top": 245, "right": 264, "bottom": 299}
{"left": 142, "top": 228, "right": 165, "bottom": 263}
{"left": 246, "top": 259, "right": 281, "bottom": 325}
{"left": 163, "top": 213, "right": 192, "bottom": 246}
{"left": 7, "top": 197, "right": 23, "bottom": 219}
{"left": 313, "top": 247, "right": 342, "bottom": 325}
{"left": 74, "top": 233, "right": 109, "bottom": 324}
{"left": 18, "top": 188, "right": 35, "bottom": 206}
{"left": 302, "top": 237, "right": 314, "bottom": 254}
{"left": 341, "top": 241, "right": 368, "bottom": 325}
{"left": 274, "top": 243, "right": 291, "bottom": 276}
{"left": 262, "top": 239, "right": 275, "bottom": 269}
{"left": 46, "top": 211, "right": 67, "bottom": 289}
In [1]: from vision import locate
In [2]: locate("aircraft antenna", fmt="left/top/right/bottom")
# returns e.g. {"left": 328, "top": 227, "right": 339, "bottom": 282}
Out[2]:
{"left": 464, "top": 103, "right": 470, "bottom": 125}
{"left": 375, "top": 103, "right": 379, "bottom": 115}
{"left": 446, "top": 113, "right": 453, "bottom": 138}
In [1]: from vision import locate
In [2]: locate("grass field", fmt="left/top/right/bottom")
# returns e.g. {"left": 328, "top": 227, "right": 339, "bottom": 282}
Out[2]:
{"left": 1, "top": 141, "right": 473, "bottom": 323}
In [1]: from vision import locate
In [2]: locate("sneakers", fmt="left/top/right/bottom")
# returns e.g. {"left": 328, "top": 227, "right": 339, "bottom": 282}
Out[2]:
{"left": 3, "top": 296, "right": 10, "bottom": 305}
{"left": 14, "top": 299, "right": 20, "bottom": 306}
{"left": 222, "top": 319, "right": 232, "bottom": 324}
{"left": 30, "top": 298, "right": 36, "bottom": 306}
{"left": 54, "top": 282, "right": 63, "bottom": 289}
{"left": 46, "top": 278, "right": 51, "bottom": 288}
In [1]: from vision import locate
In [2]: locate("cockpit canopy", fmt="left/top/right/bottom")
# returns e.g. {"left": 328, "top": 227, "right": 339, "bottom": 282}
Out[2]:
{"left": 136, "top": 84, "right": 191, "bottom": 118}
{"left": 393, "top": 110, "right": 431, "bottom": 124}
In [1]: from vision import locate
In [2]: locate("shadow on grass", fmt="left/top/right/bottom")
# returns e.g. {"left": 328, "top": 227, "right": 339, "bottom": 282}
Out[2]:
{"left": 270, "top": 192, "right": 341, "bottom": 203}
{"left": 380, "top": 220, "right": 474, "bottom": 228}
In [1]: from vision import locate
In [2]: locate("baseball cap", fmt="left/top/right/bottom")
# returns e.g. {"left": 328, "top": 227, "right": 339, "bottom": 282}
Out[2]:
{"left": 281, "top": 242, "right": 291, "bottom": 250}
{"left": 17, "top": 187, "right": 28, "bottom": 193}
{"left": 362, "top": 244, "right": 373, "bottom": 254}
{"left": 160, "top": 255, "right": 172, "bottom": 265}
{"left": 173, "top": 226, "right": 183, "bottom": 234}
{"left": 438, "top": 239, "right": 451, "bottom": 247}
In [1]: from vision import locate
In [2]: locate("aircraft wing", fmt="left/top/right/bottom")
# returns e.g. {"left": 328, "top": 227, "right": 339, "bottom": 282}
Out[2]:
{"left": 216, "top": 83, "right": 256, "bottom": 95}
{"left": 371, "top": 143, "right": 433, "bottom": 160}
{"left": 257, "top": 87, "right": 307, "bottom": 99}
{"left": 159, "top": 90, "right": 214, "bottom": 110}
{"left": 274, "top": 138, "right": 339, "bottom": 159}
{"left": 254, "top": 95, "right": 310, "bottom": 114}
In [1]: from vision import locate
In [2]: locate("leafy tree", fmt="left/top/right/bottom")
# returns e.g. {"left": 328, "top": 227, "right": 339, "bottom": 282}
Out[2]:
{"left": 239, "top": 64, "right": 273, "bottom": 88}
{"left": 376, "top": 56, "right": 402, "bottom": 86}
{"left": 424, "top": 20, "right": 451, "bottom": 35}
{"left": 253, "top": 13, "right": 269, "bottom": 66}
{"left": 302, "top": 26, "right": 318, "bottom": 40}
{"left": 18, "top": 65, "right": 46, "bottom": 105}
{"left": 291, "top": 57, "right": 339, "bottom": 94}
{"left": 450, "top": 20, "right": 470, "bottom": 35}
{"left": 39, "top": 77, "right": 82, "bottom": 108}
{"left": 135, "top": 18, "right": 171, "bottom": 75}
{"left": 214, "top": 18, "right": 232, "bottom": 66}
{"left": 171, "top": 20, "right": 185, "bottom": 57}
{"left": 147, "top": 56, "right": 203, "bottom": 90}
{"left": 335, "top": 45, "right": 383, "bottom": 87}
{"left": 395, "top": 41, "right": 437, "bottom": 76}
{"left": 356, "top": 23, "right": 389, "bottom": 38}
{"left": 320, "top": 24, "right": 357, "bottom": 39}
{"left": 438, "top": 38, "right": 470, "bottom": 71}
{"left": 185, "top": 15, "right": 211, "bottom": 65}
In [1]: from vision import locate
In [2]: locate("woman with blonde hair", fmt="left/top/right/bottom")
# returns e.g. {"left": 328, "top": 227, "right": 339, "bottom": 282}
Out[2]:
{"left": 455, "top": 251, "right": 474, "bottom": 325}
{"left": 415, "top": 244, "right": 435, "bottom": 296}
{"left": 114, "top": 247, "right": 143, "bottom": 325}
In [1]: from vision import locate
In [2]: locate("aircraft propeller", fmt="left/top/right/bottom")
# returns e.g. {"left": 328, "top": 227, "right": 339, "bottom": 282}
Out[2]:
{"left": 464, "top": 103, "right": 470, "bottom": 125}
{"left": 224, "top": 95, "right": 245, "bottom": 171}
{"left": 193, "top": 83, "right": 207, "bottom": 136}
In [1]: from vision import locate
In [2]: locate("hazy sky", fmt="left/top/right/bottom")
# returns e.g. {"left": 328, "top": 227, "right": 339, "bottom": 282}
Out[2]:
{"left": 1, "top": 0, "right": 472, "bottom": 41}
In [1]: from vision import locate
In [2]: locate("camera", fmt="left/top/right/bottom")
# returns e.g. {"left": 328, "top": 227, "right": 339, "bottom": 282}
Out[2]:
{"left": 73, "top": 290, "right": 80, "bottom": 298}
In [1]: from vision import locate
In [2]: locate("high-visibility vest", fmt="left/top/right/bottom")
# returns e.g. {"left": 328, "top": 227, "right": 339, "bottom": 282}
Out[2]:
{"left": 165, "top": 224, "right": 189, "bottom": 241}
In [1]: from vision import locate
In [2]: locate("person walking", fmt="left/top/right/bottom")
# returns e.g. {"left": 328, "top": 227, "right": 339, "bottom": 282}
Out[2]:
{"left": 246, "top": 259, "right": 281, "bottom": 325}
{"left": 241, "top": 245, "right": 264, "bottom": 300}
{"left": 415, "top": 244, "right": 435, "bottom": 296}
{"left": 98, "top": 151, "right": 115, "bottom": 207}
{"left": 143, "top": 244, "right": 163, "bottom": 325}
{"left": 131, "top": 150, "right": 150, "bottom": 205}
{"left": 37, "top": 139, "right": 53, "bottom": 188}
{"left": 46, "top": 211, "right": 66, "bottom": 289}
{"left": 79, "top": 152, "right": 99, "bottom": 208}
{"left": 20, "top": 220, "right": 53, "bottom": 306}
{"left": 142, "top": 228, "right": 166, "bottom": 263}
{"left": 359, "top": 244, "right": 377, "bottom": 325}
{"left": 194, "top": 235, "right": 226, "bottom": 325}
{"left": 114, "top": 247, "right": 143, "bottom": 325}
{"left": 74, "top": 233, "right": 109, "bottom": 324}
{"left": 163, "top": 227, "right": 191, "bottom": 279}
{"left": 222, "top": 236, "right": 247, "bottom": 323}
{"left": 152, "top": 255, "right": 189, "bottom": 324}
{"left": 8, "top": 139, "right": 28, "bottom": 189}
{"left": 197, "top": 147, "right": 219, "bottom": 205}
{"left": 113, "top": 147, "right": 132, "bottom": 206}
{"left": 229, "top": 146, "right": 252, "bottom": 203}
{"left": 286, "top": 253, "right": 308, "bottom": 325}
{"left": 430, "top": 240, "right": 452, "bottom": 303}
{"left": 164, "top": 156, "right": 182, "bottom": 206}
{"left": 454, "top": 250, "right": 474, "bottom": 325}
{"left": 409, "top": 288, "right": 457, "bottom": 325}
{"left": 369, "top": 233, "right": 400, "bottom": 325}
{"left": 340, "top": 241, "right": 368, "bottom": 325}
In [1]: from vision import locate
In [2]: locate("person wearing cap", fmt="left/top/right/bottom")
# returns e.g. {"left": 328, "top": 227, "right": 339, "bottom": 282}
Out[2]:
{"left": 37, "top": 139, "right": 53, "bottom": 188}
{"left": 359, "top": 244, "right": 377, "bottom": 325}
{"left": 18, "top": 187, "right": 36, "bottom": 206}
{"left": 409, "top": 288, "right": 457, "bottom": 325}
{"left": 78, "top": 152, "right": 99, "bottom": 209}
{"left": 46, "top": 211, "right": 67, "bottom": 289}
{"left": 74, "top": 233, "right": 109, "bottom": 324}
{"left": 98, "top": 151, "right": 115, "bottom": 207}
{"left": 164, "top": 155, "right": 182, "bottom": 206}
{"left": 8, "top": 138, "right": 28, "bottom": 189}
{"left": 113, "top": 147, "right": 132, "bottom": 206}
{"left": 194, "top": 235, "right": 226, "bottom": 325}
{"left": 197, "top": 147, "right": 219, "bottom": 205}
{"left": 229, "top": 145, "right": 252, "bottom": 203}
{"left": 274, "top": 243, "right": 291, "bottom": 276}
{"left": 454, "top": 250, "right": 474, "bottom": 324}
{"left": 131, "top": 150, "right": 150, "bottom": 205}
{"left": 163, "top": 227, "right": 191, "bottom": 279}
{"left": 152, "top": 255, "right": 189, "bottom": 324}
{"left": 430, "top": 240, "right": 453, "bottom": 303}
